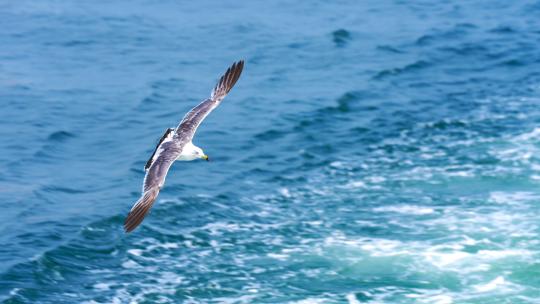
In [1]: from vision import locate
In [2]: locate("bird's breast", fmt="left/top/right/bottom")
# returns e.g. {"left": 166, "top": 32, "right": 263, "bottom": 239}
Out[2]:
{"left": 177, "top": 151, "right": 198, "bottom": 161}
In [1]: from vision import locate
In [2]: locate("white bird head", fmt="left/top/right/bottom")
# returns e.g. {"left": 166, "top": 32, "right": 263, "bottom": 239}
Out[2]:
{"left": 194, "top": 146, "right": 209, "bottom": 161}
{"left": 176, "top": 142, "right": 209, "bottom": 161}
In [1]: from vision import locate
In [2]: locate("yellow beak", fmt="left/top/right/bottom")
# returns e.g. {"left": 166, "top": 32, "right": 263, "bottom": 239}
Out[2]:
{"left": 202, "top": 155, "right": 209, "bottom": 161}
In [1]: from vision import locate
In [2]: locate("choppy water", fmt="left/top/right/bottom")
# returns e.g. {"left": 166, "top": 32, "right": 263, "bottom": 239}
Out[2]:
{"left": 1, "top": 1, "right": 540, "bottom": 303}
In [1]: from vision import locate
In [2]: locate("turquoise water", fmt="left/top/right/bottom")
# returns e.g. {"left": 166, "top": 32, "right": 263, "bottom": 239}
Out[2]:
{"left": 1, "top": 1, "right": 540, "bottom": 303}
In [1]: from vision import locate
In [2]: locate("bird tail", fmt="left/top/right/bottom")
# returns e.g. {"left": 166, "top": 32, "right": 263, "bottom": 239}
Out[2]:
{"left": 211, "top": 60, "right": 244, "bottom": 102}
{"left": 124, "top": 187, "right": 160, "bottom": 233}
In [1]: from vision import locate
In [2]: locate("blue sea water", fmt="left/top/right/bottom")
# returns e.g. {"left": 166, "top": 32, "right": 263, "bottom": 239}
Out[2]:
{"left": 1, "top": 0, "right": 540, "bottom": 303}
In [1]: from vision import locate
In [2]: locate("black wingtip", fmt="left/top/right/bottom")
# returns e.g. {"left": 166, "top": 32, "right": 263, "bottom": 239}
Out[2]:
{"left": 211, "top": 60, "right": 245, "bottom": 101}
{"left": 123, "top": 188, "right": 159, "bottom": 233}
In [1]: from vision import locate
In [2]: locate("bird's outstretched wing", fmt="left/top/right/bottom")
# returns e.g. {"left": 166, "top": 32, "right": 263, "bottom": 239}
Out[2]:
{"left": 175, "top": 60, "right": 244, "bottom": 142}
{"left": 124, "top": 140, "right": 183, "bottom": 233}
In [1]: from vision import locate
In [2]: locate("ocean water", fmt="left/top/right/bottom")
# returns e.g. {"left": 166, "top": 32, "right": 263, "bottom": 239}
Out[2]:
{"left": 1, "top": 0, "right": 540, "bottom": 303}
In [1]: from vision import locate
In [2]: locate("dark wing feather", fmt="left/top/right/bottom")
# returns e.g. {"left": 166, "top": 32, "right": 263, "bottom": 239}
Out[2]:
{"left": 124, "top": 140, "right": 183, "bottom": 233}
{"left": 143, "top": 140, "right": 182, "bottom": 192}
{"left": 211, "top": 60, "right": 244, "bottom": 102}
{"left": 145, "top": 128, "right": 174, "bottom": 171}
{"left": 175, "top": 60, "right": 244, "bottom": 141}
{"left": 124, "top": 187, "right": 159, "bottom": 233}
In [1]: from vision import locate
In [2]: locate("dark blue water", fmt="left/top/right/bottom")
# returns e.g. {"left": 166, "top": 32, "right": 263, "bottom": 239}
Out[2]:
{"left": 1, "top": 1, "right": 540, "bottom": 303}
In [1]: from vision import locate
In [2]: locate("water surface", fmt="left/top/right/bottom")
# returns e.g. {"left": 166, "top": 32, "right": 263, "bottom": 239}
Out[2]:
{"left": 1, "top": 1, "right": 540, "bottom": 303}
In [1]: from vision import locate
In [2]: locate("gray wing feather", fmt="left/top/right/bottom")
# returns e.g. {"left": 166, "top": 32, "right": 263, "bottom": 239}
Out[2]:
{"left": 175, "top": 60, "right": 244, "bottom": 141}
{"left": 211, "top": 60, "right": 244, "bottom": 102}
{"left": 124, "top": 187, "right": 159, "bottom": 233}
{"left": 143, "top": 140, "right": 182, "bottom": 192}
{"left": 145, "top": 128, "right": 175, "bottom": 171}
{"left": 124, "top": 140, "right": 182, "bottom": 233}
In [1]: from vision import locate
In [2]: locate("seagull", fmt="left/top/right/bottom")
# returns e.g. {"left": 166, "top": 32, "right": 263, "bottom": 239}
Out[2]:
{"left": 124, "top": 60, "right": 244, "bottom": 233}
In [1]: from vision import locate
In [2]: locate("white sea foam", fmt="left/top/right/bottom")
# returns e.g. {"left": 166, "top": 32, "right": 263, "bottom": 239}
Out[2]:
{"left": 373, "top": 205, "right": 435, "bottom": 215}
{"left": 344, "top": 180, "right": 367, "bottom": 188}
{"left": 515, "top": 127, "right": 540, "bottom": 141}
{"left": 279, "top": 187, "right": 291, "bottom": 197}
{"left": 367, "top": 176, "right": 386, "bottom": 183}
{"left": 346, "top": 293, "right": 361, "bottom": 304}
{"left": 473, "top": 276, "right": 506, "bottom": 293}
{"left": 8, "top": 288, "right": 20, "bottom": 297}
{"left": 127, "top": 249, "right": 143, "bottom": 256}
{"left": 267, "top": 253, "right": 289, "bottom": 260}
{"left": 423, "top": 250, "right": 470, "bottom": 268}
{"left": 476, "top": 249, "right": 531, "bottom": 259}
{"left": 422, "top": 294, "right": 453, "bottom": 304}
{"left": 212, "top": 294, "right": 258, "bottom": 304}
{"left": 489, "top": 191, "right": 539, "bottom": 204}
{"left": 445, "top": 170, "right": 473, "bottom": 177}
{"left": 121, "top": 260, "right": 139, "bottom": 269}
{"left": 156, "top": 271, "right": 184, "bottom": 285}
{"left": 293, "top": 298, "right": 327, "bottom": 304}
{"left": 93, "top": 283, "right": 111, "bottom": 291}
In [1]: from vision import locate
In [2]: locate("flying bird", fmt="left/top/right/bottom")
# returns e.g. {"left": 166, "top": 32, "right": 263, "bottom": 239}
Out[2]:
{"left": 124, "top": 60, "right": 244, "bottom": 233}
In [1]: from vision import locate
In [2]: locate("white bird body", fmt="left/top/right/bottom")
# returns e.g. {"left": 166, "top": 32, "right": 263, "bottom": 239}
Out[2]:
{"left": 124, "top": 60, "right": 244, "bottom": 233}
